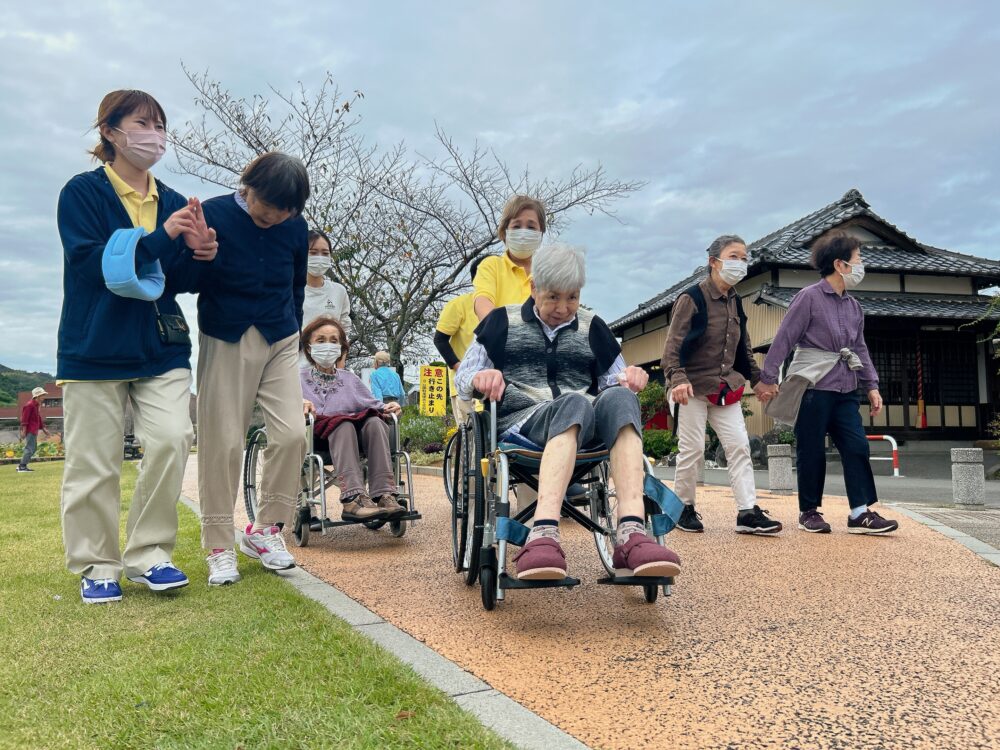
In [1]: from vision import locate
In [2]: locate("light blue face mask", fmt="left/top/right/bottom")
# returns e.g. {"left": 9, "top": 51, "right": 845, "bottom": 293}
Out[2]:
{"left": 101, "top": 227, "right": 165, "bottom": 301}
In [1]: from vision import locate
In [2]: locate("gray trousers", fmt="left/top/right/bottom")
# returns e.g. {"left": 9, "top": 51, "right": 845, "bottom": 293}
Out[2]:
{"left": 327, "top": 417, "right": 395, "bottom": 500}
{"left": 19, "top": 432, "right": 38, "bottom": 468}
{"left": 520, "top": 387, "right": 642, "bottom": 450}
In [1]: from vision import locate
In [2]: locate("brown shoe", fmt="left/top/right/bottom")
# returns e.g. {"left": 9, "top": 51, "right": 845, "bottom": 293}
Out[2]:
{"left": 375, "top": 494, "right": 406, "bottom": 516}
{"left": 341, "top": 495, "right": 385, "bottom": 521}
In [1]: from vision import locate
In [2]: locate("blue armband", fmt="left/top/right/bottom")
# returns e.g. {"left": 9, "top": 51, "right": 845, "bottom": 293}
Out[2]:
{"left": 102, "top": 227, "right": 165, "bottom": 301}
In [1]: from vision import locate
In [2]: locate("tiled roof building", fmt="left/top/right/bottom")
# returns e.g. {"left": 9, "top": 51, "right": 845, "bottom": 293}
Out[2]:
{"left": 610, "top": 189, "right": 1000, "bottom": 440}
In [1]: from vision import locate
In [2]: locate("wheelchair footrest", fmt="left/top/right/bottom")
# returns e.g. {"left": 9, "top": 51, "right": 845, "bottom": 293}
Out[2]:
{"left": 596, "top": 575, "right": 675, "bottom": 586}
{"left": 498, "top": 573, "right": 580, "bottom": 590}
{"left": 317, "top": 512, "right": 421, "bottom": 528}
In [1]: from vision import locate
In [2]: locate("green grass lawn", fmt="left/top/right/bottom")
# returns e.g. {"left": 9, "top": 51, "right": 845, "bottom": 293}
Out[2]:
{"left": 0, "top": 462, "right": 511, "bottom": 750}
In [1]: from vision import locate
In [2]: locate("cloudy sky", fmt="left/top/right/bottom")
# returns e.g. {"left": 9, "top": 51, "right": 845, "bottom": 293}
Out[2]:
{"left": 1, "top": 1, "right": 998, "bottom": 374}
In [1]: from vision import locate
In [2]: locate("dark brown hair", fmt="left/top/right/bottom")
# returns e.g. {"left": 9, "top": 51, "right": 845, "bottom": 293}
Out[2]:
{"left": 307, "top": 229, "right": 331, "bottom": 251}
{"left": 240, "top": 152, "right": 310, "bottom": 215}
{"left": 90, "top": 90, "right": 167, "bottom": 163}
{"left": 811, "top": 230, "right": 862, "bottom": 276}
{"left": 497, "top": 195, "right": 547, "bottom": 242}
{"left": 300, "top": 315, "right": 349, "bottom": 368}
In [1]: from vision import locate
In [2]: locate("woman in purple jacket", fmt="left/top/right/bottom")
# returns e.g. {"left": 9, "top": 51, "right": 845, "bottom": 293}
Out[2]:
{"left": 300, "top": 316, "right": 404, "bottom": 523}
{"left": 759, "top": 231, "right": 898, "bottom": 535}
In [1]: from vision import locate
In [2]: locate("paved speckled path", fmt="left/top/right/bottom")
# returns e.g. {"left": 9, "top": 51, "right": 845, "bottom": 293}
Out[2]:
{"left": 183, "top": 457, "right": 1000, "bottom": 750}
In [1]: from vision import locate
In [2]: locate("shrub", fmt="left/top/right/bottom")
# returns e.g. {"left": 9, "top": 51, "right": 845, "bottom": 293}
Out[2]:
{"left": 408, "top": 449, "right": 444, "bottom": 466}
{"left": 637, "top": 381, "right": 667, "bottom": 425}
{"left": 762, "top": 426, "right": 796, "bottom": 447}
{"left": 398, "top": 406, "right": 446, "bottom": 451}
{"left": 642, "top": 429, "right": 678, "bottom": 459}
{"left": 422, "top": 441, "right": 443, "bottom": 454}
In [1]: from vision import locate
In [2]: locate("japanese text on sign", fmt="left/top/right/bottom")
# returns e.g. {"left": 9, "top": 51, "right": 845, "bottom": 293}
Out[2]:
{"left": 419, "top": 365, "right": 448, "bottom": 416}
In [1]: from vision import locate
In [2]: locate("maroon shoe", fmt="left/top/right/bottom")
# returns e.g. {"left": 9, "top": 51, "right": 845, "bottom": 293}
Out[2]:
{"left": 798, "top": 509, "right": 831, "bottom": 533}
{"left": 847, "top": 509, "right": 899, "bottom": 535}
{"left": 612, "top": 533, "right": 681, "bottom": 578}
{"left": 513, "top": 538, "right": 568, "bottom": 580}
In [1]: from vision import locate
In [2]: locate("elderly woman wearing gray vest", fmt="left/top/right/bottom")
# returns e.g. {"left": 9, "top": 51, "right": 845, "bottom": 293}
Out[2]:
{"left": 758, "top": 231, "right": 897, "bottom": 535}
{"left": 455, "top": 243, "right": 681, "bottom": 581}
{"left": 662, "top": 235, "right": 781, "bottom": 535}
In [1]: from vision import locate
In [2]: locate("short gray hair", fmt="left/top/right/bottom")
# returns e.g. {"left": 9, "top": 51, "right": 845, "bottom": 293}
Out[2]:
{"left": 531, "top": 242, "right": 586, "bottom": 292}
{"left": 707, "top": 234, "right": 746, "bottom": 259}
{"left": 706, "top": 234, "right": 746, "bottom": 271}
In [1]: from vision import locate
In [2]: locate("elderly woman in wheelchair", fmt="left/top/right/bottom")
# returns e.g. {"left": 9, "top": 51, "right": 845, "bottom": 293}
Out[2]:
{"left": 299, "top": 316, "right": 412, "bottom": 524}
{"left": 453, "top": 243, "right": 682, "bottom": 606}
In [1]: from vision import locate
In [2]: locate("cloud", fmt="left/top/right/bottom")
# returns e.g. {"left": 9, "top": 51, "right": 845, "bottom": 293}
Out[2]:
{"left": 0, "top": 1, "right": 999, "bottom": 373}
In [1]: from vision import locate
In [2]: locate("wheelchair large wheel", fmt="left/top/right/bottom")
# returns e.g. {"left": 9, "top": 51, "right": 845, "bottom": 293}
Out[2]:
{"left": 462, "top": 414, "right": 488, "bottom": 586}
{"left": 589, "top": 463, "right": 618, "bottom": 577}
{"left": 243, "top": 427, "right": 267, "bottom": 524}
{"left": 443, "top": 430, "right": 460, "bottom": 506}
{"left": 450, "top": 427, "right": 469, "bottom": 572}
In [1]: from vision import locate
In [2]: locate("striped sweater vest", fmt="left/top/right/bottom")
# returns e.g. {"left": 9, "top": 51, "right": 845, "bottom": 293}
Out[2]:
{"left": 474, "top": 298, "right": 622, "bottom": 435}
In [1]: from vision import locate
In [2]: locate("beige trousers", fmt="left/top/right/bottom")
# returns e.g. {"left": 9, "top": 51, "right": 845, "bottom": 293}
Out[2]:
{"left": 197, "top": 328, "right": 305, "bottom": 549}
{"left": 61, "top": 368, "right": 194, "bottom": 580}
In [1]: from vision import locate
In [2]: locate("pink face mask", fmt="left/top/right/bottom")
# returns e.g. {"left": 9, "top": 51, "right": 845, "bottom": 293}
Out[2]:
{"left": 114, "top": 127, "right": 166, "bottom": 170}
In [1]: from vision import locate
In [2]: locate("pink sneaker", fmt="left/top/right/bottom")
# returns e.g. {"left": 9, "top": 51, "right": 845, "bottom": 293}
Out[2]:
{"left": 513, "top": 538, "right": 567, "bottom": 580}
{"left": 239, "top": 524, "right": 296, "bottom": 570}
{"left": 612, "top": 533, "right": 681, "bottom": 578}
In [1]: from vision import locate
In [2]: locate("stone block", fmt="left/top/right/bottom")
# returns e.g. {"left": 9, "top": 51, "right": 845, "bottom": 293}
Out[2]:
{"left": 951, "top": 448, "right": 984, "bottom": 464}
{"left": 952, "top": 449, "right": 985, "bottom": 507}
{"left": 767, "top": 444, "right": 794, "bottom": 494}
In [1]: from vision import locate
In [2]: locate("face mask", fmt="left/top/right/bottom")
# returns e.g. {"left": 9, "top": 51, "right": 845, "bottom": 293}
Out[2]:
{"left": 506, "top": 228, "right": 542, "bottom": 259}
{"left": 310, "top": 343, "right": 341, "bottom": 367}
{"left": 113, "top": 127, "right": 166, "bottom": 170}
{"left": 840, "top": 262, "right": 865, "bottom": 289}
{"left": 307, "top": 255, "right": 331, "bottom": 277}
{"left": 718, "top": 259, "right": 747, "bottom": 285}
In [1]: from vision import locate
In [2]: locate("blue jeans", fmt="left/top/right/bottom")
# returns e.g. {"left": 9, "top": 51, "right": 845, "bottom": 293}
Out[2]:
{"left": 19, "top": 432, "right": 37, "bottom": 469}
{"left": 794, "top": 389, "right": 878, "bottom": 512}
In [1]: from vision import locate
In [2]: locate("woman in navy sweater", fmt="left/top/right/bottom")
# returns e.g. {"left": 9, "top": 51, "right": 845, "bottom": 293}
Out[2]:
{"left": 57, "top": 89, "right": 217, "bottom": 604}
{"left": 195, "top": 152, "right": 310, "bottom": 585}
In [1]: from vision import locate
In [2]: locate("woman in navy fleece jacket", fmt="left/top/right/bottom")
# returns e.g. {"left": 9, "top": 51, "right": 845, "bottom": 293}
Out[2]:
{"left": 194, "top": 152, "right": 310, "bottom": 585}
{"left": 56, "top": 89, "right": 217, "bottom": 605}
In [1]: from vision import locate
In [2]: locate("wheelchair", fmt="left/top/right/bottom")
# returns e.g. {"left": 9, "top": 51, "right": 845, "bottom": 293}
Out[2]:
{"left": 448, "top": 400, "right": 683, "bottom": 611}
{"left": 244, "top": 412, "right": 420, "bottom": 547}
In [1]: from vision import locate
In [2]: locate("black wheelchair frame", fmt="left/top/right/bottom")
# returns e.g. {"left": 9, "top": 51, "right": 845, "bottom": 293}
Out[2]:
{"left": 448, "top": 401, "right": 675, "bottom": 611}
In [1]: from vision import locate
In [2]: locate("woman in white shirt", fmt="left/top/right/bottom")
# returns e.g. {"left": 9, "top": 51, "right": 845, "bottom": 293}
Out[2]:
{"left": 303, "top": 229, "right": 352, "bottom": 334}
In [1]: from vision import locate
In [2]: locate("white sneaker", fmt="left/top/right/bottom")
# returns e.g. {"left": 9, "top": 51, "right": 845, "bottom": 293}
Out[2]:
{"left": 239, "top": 524, "right": 296, "bottom": 570}
{"left": 206, "top": 549, "right": 241, "bottom": 586}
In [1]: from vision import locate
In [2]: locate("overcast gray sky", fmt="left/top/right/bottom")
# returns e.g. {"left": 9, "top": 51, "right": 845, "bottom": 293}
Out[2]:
{"left": 1, "top": 1, "right": 998, "bottom": 374}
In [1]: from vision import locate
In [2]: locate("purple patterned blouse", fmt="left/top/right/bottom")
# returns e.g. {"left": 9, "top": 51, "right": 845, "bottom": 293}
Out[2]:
{"left": 761, "top": 279, "right": 879, "bottom": 393}
{"left": 300, "top": 367, "right": 386, "bottom": 417}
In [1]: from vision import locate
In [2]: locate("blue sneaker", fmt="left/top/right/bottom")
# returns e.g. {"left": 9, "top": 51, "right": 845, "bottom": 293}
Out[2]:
{"left": 80, "top": 577, "right": 122, "bottom": 604}
{"left": 127, "top": 562, "right": 189, "bottom": 591}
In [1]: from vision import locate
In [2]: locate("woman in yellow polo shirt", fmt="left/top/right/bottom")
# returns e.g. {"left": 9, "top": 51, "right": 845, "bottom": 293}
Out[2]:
{"left": 473, "top": 195, "right": 546, "bottom": 320}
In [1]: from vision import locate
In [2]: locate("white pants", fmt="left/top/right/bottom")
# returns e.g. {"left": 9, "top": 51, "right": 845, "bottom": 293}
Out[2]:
{"left": 674, "top": 396, "right": 756, "bottom": 511}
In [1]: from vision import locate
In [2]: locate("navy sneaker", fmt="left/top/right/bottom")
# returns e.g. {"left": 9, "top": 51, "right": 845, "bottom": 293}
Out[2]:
{"left": 847, "top": 509, "right": 899, "bottom": 535}
{"left": 80, "top": 577, "right": 122, "bottom": 604}
{"left": 127, "top": 562, "right": 189, "bottom": 591}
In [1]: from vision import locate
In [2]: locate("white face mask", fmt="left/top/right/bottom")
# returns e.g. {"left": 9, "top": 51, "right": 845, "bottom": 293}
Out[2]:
{"left": 307, "top": 255, "right": 331, "bottom": 277}
{"left": 718, "top": 259, "right": 748, "bottom": 285}
{"left": 113, "top": 127, "right": 166, "bottom": 170}
{"left": 506, "top": 228, "right": 543, "bottom": 259}
{"left": 840, "top": 261, "right": 865, "bottom": 289}
{"left": 310, "top": 342, "right": 341, "bottom": 367}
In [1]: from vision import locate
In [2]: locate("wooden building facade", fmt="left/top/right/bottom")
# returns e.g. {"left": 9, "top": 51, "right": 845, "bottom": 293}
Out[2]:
{"left": 610, "top": 189, "right": 1000, "bottom": 440}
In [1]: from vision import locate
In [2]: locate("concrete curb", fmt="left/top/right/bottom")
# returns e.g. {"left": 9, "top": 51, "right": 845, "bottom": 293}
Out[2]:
{"left": 178, "top": 495, "right": 588, "bottom": 750}
{"left": 411, "top": 465, "right": 443, "bottom": 478}
{"left": 888, "top": 504, "right": 1000, "bottom": 567}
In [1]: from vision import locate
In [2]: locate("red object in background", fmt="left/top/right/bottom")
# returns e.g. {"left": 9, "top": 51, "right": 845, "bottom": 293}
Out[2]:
{"left": 644, "top": 409, "right": 671, "bottom": 431}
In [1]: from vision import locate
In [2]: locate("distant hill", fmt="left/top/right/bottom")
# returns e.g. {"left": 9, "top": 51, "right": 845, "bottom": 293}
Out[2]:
{"left": 0, "top": 364, "right": 55, "bottom": 406}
